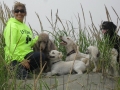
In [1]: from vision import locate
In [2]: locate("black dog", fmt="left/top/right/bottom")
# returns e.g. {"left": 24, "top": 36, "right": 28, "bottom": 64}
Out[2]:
{"left": 101, "top": 21, "right": 120, "bottom": 63}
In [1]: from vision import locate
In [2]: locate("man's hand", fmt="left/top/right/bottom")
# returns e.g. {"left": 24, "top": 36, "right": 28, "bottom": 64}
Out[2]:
{"left": 21, "top": 59, "right": 30, "bottom": 69}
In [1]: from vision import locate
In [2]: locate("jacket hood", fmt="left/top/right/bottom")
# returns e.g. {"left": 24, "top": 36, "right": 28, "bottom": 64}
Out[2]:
{"left": 7, "top": 18, "right": 23, "bottom": 25}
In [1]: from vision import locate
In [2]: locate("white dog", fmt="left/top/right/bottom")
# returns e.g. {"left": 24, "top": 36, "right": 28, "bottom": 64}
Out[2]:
{"left": 60, "top": 36, "right": 100, "bottom": 72}
{"left": 85, "top": 46, "right": 100, "bottom": 72}
{"left": 46, "top": 50, "right": 87, "bottom": 76}
{"left": 107, "top": 48, "right": 119, "bottom": 76}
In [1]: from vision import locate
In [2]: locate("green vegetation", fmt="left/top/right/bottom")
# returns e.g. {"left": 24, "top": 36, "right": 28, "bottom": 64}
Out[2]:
{"left": 0, "top": 2, "right": 120, "bottom": 90}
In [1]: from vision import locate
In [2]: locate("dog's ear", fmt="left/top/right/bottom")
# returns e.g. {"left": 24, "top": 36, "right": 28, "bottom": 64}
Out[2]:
{"left": 58, "top": 52, "right": 63, "bottom": 59}
{"left": 81, "top": 58, "right": 89, "bottom": 64}
{"left": 33, "top": 40, "right": 40, "bottom": 51}
{"left": 47, "top": 39, "right": 57, "bottom": 52}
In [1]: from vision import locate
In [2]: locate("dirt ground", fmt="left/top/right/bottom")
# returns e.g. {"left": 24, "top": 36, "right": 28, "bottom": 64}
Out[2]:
{"left": 8, "top": 72, "right": 119, "bottom": 90}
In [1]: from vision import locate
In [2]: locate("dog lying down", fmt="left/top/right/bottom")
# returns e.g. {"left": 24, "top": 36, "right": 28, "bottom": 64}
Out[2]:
{"left": 60, "top": 36, "right": 100, "bottom": 72}
{"left": 46, "top": 50, "right": 88, "bottom": 77}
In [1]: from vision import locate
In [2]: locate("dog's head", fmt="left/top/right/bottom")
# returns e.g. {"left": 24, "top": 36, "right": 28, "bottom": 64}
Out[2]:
{"left": 101, "top": 21, "right": 117, "bottom": 38}
{"left": 49, "top": 50, "right": 63, "bottom": 61}
{"left": 59, "top": 36, "right": 77, "bottom": 51}
{"left": 85, "top": 46, "right": 100, "bottom": 58}
{"left": 34, "top": 33, "right": 57, "bottom": 53}
{"left": 37, "top": 33, "right": 49, "bottom": 51}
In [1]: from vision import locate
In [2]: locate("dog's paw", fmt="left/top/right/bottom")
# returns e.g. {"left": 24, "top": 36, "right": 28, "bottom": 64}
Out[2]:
{"left": 114, "top": 71, "right": 119, "bottom": 77}
{"left": 46, "top": 72, "right": 52, "bottom": 77}
{"left": 77, "top": 72, "right": 83, "bottom": 74}
{"left": 76, "top": 70, "right": 83, "bottom": 74}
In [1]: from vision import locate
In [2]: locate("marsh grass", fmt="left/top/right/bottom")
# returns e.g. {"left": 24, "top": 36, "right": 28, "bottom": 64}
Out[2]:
{"left": 0, "top": 2, "right": 120, "bottom": 90}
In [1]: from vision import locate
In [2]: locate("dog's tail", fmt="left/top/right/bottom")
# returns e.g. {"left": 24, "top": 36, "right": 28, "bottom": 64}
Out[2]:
{"left": 81, "top": 58, "right": 89, "bottom": 66}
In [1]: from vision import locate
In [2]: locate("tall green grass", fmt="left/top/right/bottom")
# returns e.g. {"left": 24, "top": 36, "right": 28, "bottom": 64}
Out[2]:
{"left": 0, "top": 2, "right": 120, "bottom": 90}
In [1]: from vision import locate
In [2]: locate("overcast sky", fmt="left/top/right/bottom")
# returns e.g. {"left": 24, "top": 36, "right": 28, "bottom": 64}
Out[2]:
{"left": 1, "top": 0, "right": 120, "bottom": 34}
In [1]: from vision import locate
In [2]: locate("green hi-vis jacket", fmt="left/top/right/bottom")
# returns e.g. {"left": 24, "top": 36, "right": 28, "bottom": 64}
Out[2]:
{"left": 4, "top": 18, "right": 38, "bottom": 64}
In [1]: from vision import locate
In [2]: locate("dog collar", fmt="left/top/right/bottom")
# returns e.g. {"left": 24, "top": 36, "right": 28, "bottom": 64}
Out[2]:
{"left": 52, "top": 60, "right": 61, "bottom": 64}
{"left": 67, "top": 50, "right": 76, "bottom": 56}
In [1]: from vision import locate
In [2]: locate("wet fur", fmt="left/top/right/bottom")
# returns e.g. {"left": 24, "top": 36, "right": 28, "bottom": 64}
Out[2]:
{"left": 33, "top": 33, "right": 57, "bottom": 72}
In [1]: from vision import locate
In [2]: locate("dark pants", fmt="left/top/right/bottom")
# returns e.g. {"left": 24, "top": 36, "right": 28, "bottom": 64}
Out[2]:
{"left": 10, "top": 51, "right": 45, "bottom": 79}
{"left": 24, "top": 51, "right": 45, "bottom": 71}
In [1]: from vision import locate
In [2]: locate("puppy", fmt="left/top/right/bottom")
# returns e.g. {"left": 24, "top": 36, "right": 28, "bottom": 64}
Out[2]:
{"left": 85, "top": 46, "right": 100, "bottom": 72}
{"left": 33, "top": 32, "right": 57, "bottom": 72}
{"left": 107, "top": 48, "right": 119, "bottom": 76}
{"left": 46, "top": 50, "right": 87, "bottom": 76}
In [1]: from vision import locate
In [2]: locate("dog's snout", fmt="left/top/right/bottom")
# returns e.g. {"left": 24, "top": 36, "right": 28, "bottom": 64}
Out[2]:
{"left": 40, "top": 48, "right": 43, "bottom": 51}
{"left": 40, "top": 46, "right": 45, "bottom": 51}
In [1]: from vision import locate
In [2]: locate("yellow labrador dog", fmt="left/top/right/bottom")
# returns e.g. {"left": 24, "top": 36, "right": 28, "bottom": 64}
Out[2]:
{"left": 60, "top": 36, "right": 100, "bottom": 72}
{"left": 46, "top": 50, "right": 87, "bottom": 76}
{"left": 60, "top": 36, "right": 89, "bottom": 61}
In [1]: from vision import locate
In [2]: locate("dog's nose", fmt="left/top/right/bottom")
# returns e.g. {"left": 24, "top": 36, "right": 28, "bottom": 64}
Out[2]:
{"left": 47, "top": 54, "right": 50, "bottom": 58}
{"left": 40, "top": 48, "right": 44, "bottom": 51}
